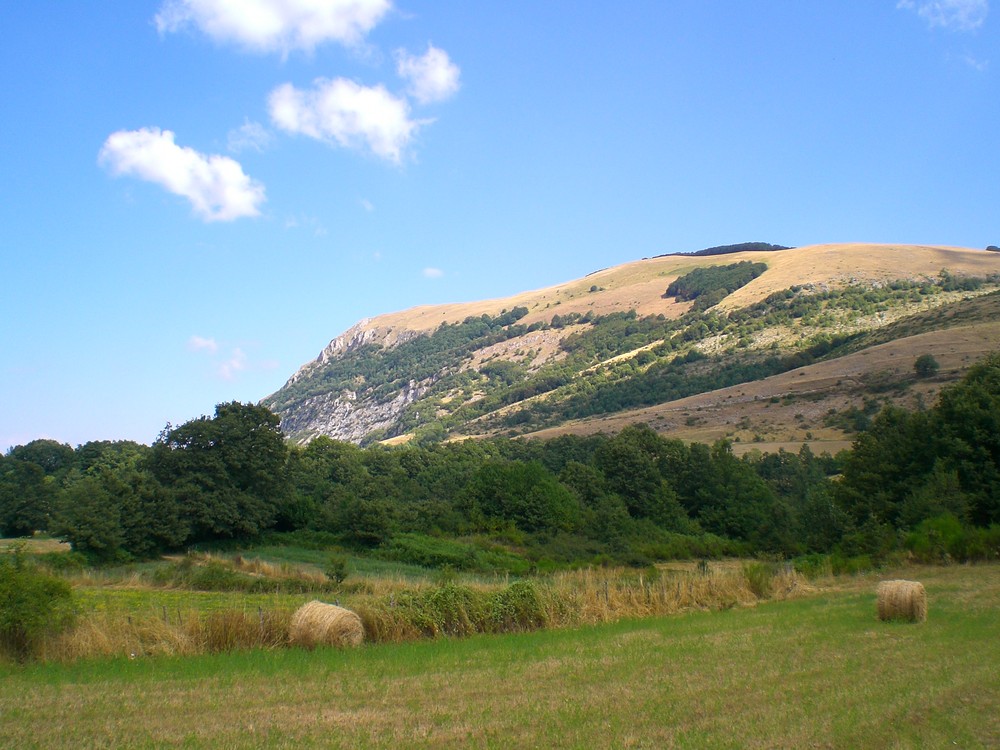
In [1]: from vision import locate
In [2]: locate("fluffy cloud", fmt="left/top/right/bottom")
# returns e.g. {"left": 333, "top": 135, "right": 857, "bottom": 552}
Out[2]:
{"left": 897, "top": 0, "right": 989, "bottom": 31}
{"left": 396, "top": 45, "right": 461, "bottom": 104}
{"left": 268, "top": 78, "right": 424, "bottom": 163}
{"left": 422, "top": 267, "right": 443, "bottom": 279}
{"left": 99, "top": 128, "right": 265, "bottom": 221}
{"left": 155, "top": 0, "right": 392, "bottom": 53}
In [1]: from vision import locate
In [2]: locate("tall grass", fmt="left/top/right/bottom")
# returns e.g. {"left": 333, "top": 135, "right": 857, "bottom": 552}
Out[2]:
{"left": 21, "top": 562, "right": 806, "bottom": 663}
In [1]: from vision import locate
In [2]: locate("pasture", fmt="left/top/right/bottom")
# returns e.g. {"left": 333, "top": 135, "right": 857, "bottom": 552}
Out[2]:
{"left": 1, "top": 563, "right": 997, "bottom": 749}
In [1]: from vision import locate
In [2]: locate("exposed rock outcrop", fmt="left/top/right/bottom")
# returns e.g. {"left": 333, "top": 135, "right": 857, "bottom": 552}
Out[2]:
{"left": 277, "top": 379, "right": 429, "bottom": 444}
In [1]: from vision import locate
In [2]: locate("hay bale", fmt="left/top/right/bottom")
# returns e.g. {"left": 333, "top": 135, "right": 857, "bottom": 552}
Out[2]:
{"left": 289, "top": 601, "right": 364, "bottom": 649}
{"left": 876, "top": 580, "right": 927, "bottom": 623}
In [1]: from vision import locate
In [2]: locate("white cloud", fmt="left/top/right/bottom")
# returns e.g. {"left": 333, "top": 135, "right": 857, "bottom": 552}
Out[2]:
{"left": 897, "top": 0, "right": 989, "bottom": 31}
{"left": 284, "top": 213, "right": 327, "bottom": 235}
{"left": 188, "top": 335, "right": 220, "bottom": 353}
{"left": 268, "top": 78, "right": 425, "bottom": 163}
{"left": 360, "top": 198, "right": 375, "bottom": 212}
{"left": 963, "top": 53, "right": 990, "bottom": 70}
{"left": 422, "top": 267, "right": 443, "bottom": 279}
{"left": 218, "top": 347, "right": 247, "bottom": 380}
{"left": 227, "top": 119, "right": 272, "bottom": 153}
{"left": 99, "top": 128, "right": 265, "bottom": 221}
{"left": 187, "top": 337, "right": 268, "bottom": 381}
{"left": 155, "top": 0, "right": 393, "bottom": 54}
{"left": 396, "top": 44, "right": 461, "bottom": 104}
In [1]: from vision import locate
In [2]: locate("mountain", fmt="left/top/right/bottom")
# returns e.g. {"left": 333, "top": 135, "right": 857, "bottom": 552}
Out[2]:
{"left": 263, "top": 242, "right": 1000, "bottom": 453}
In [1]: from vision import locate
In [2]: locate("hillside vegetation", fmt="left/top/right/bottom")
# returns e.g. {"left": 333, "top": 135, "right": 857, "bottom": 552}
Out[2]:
{"left": 264, "top": 243, "right": 1000, "bottom": 448}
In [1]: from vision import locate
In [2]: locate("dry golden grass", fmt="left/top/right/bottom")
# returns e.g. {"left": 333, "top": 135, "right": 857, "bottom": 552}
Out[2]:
{"left": 545, "top": 564, "right": 808, "bottom": 626}
{"left": 524, "top": 318, "right": 1000, "bottom": 449}
{"left": 39, "top": 606, "right": 293, "bottom": 661}
{"left": 28, "top": 563, "right": 809, "bottom": 663}
{"left": 342, "top": 243, "right": 990, "bottom": 336}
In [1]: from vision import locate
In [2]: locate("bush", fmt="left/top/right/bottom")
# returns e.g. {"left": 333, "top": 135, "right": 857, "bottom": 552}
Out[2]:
{"left": 914, "top": 354, "right": 940, "bottom": 378}
{"left": 325, "top": 552, "right": 350, "bottom": 584}
{"left": 488, "top": 580, "right": 548, "bottom": 631}
{"left": 362, "top": 581, "right": 551, "bottom": 641}
{"left": 905, "top": 516, "right": 1000, "bottom": 562}
{"left": 742, "top": 561, "right": 777, "bottom": 598}
{"left": 0, "top": 547, "right": 75, "bottom": 660}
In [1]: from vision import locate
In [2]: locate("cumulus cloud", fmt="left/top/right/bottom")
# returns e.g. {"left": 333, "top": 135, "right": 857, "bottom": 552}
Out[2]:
{"left": 268, "top": 78, "right": 425, "bottom": 163}
{"left": 227, "top": 119, "right": 272, "bottom": 153}
{"left": 396, "top": 44, "right": 461, "bottom": 104}
{"left": 99, "top": 128, "right": 265, "bottom": 221}
{"left": 897, "top": 0, "right": 989, "bottom": 31}
{"left": 188, "top": 335, "right": 220, "bottom": 353}
{"left": 422, "top": 267, "right": 443, "bottom": 279}
{"left": 155, "top": 0, "right": 393, "bottom": 53}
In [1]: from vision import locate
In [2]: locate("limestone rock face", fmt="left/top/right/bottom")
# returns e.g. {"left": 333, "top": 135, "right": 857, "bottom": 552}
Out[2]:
{"left": 275, "top": 379, "right": 429, "bottom": 444}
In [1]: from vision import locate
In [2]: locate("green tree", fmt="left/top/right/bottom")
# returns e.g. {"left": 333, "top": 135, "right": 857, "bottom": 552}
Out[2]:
{"left": 149, "top": 402, "right": 288, "bottom": 542}
{"left": 465, "top": 461, "right": 580, "bottom": 533}
{"left": 930, "top": 353, "right": 1000, "bottom": 525}
{"left": 53, "top": 441, "right": 184, "bottom": 560}
{"left": 7, "top": 440, "right": 75, "bottom": 477}
{"left": 53, "top": 475, "right": 125, "bottom": 562}
{"left": 592, "top": 425, "right": 691, "bottom": 531}
{"left": 0, "top": 458, "right": 55, "bottom": 537}
{"left": 835, "top": 406, "right": 933, "bottom": 527}
{"left": 914, "top": 353, "right": 940, "bottom": 378}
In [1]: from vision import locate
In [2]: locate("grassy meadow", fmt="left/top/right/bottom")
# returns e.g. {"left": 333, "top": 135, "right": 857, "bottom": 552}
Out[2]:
{"left": 1, "top": 563, "right": 997, "bottom": 749}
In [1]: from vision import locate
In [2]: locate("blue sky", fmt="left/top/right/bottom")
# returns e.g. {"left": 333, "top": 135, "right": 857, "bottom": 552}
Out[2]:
{"left": 1, "top": 0, "right": 997, "bottom": 451}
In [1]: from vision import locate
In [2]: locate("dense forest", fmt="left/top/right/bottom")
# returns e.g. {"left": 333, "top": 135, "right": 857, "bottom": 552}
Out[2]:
{"left": 3, "top": 354, "right": 999, "bottom": 571}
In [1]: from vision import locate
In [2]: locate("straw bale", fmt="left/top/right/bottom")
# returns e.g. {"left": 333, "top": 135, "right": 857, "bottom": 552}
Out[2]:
{"left": 876, "top": 580, "right": 927, "bottom": 623}
{"left": 289, "top": 601, "right": 365, "bottom": 649}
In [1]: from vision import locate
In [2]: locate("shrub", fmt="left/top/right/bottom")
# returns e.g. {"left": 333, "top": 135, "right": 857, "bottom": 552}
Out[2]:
{"left": 742, "top": 561, "right": 777, "bottom": 598}
{"left": 488, "top": 580, "right": 547, "bottom": 631}
{"left": 325, "top": 552, "right": 350, "bottom": 584}
{"left": 913, "top": 354, "right": 940, "bottom": 378}
{"left": 0, "top": 547, "right": 75, "bottom": 660}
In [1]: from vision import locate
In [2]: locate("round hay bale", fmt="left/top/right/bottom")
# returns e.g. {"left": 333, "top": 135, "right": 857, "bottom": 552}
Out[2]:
{"left": 289, "top": 601, "right": 364, "bottom": 649}
{"left": 876, "top": 580, "right": 927, "bottom": 623}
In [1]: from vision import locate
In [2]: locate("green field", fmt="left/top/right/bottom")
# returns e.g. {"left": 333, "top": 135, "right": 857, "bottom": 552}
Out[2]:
{"left": 1, "top": 564, "right": 997, "bottom": 749}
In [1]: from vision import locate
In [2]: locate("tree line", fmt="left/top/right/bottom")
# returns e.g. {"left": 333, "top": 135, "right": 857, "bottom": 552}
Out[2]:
{"left": 3, "top": 354, "right": 1000, "bottom": 567}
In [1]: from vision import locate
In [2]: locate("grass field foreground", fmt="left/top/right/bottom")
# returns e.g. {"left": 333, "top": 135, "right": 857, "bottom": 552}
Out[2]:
{"left": 1, "top": 563, "right": 997, "bottom": 749}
